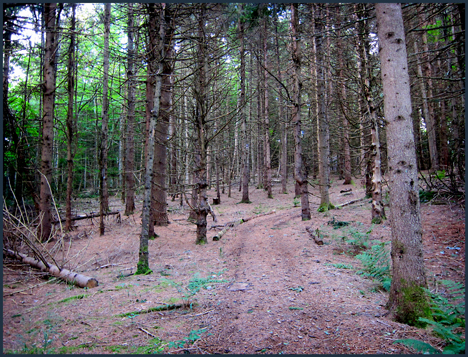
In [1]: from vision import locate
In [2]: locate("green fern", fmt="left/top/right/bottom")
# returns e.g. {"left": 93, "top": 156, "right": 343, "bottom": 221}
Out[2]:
{"left": 394, "top": 280, "right": 465, "bottom": 354}
{"left": 393, "top": 339, "right": 440, "bottom": 354}
{"left": 355, "top": 241, "right": 391, "bottom": 291}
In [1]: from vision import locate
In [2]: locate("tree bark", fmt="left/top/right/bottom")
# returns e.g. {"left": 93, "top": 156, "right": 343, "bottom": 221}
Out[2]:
{"left": 65, "top": 4, "right": 76, "bottom": 232}
{"left": 152, "top": 3, "right": 174, "bottom": 227}
{"left": 336, "top": 8, "right": 352, "bottom": 185}
{"left": 138, "top": 4, "right": 168, "bottom": 275}
{"left": 314, "top": 4, "right": 331, "bottom": 211}
{"left": 376, "top": 3, "right": 431, "bottom": 326}
{"left": 291, "top": 3, "right": 310, "bottom": 220}
{"left": 4, "top": 249, "right": 98, "bottom": 289}
{"left": 194, "top": 4, "right": 210, "bottom": 245}
{"left": 125, "top": 3, "right": 136, "bottom": 216}
{"left": 99, "top": 3, "right": 111, "bottom": 236}
{"left": 39, "top": 3, "right": 58, "bottom": 242}
{"left": 239, "top": 5, "right": 250, "bottom": 203}
{"left": 262, "top": 9, "right": 272, "bottom": 199}
{"left": 418, "top": 10, "right": 439, "bottom": 171}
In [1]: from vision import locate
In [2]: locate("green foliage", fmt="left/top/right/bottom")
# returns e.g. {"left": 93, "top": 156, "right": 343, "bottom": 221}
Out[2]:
{"left": 327, "top": 263, "right": 354, "bottom": 270}
{"left": 394, "top": 280, "right": 465, "bottom": 354}
{"left": 355, "top": 241, "right": 391, "bottom": 291}
{"left": 293, "top": 197, "right": 300, "bottom": 207}
{"left": 56, "top": 294, "right": 89, "bottom": 304}
{"left": 327, "top": 217, "right": 350, "bottom": 229}
{"left": 136, "top": 338, "right": 165, "bottom": 354}
{"left": 161, "top": 272, "right": 228, "bottom": 301}
{"left": 419, "top": 190, "right": 436, "bottom": 203}
{"left": 343, "top": 226, "right": 374, "bottom": 250}
{"left": 167, "top": 328, "right": 209, "bottom": 350}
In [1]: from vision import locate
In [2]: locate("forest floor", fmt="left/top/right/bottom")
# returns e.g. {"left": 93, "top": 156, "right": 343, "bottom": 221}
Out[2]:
{"left": 3, "top": 175, "right": 465, "bottom": 354}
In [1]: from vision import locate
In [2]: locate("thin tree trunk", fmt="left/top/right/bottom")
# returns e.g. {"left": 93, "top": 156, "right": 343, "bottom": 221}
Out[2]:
{"left": 376, "top": 3, "right": 430, "bottom": 326}
{"left": 291, "top": 4, "right": 310, "bottom": 220}
{"left": 125, "top": 3, "right": 136, "bottom": 215}
{"left": 263, "top": 12, "right": 272, "bottom": 199}
{"left": 239, "top": 6, "right": 250, "bottom": 203}
{"left": 65, "top": 4, "right": 76, "bottom": 232}
{"left": 336, "top": 9, "right": 352, "bottom": 185}
{"left": 315, "top": 4, "right": 331, "bottom": 211}
{"left": 194, "top": 4, "right": 209, "bottom": 245}
{"left": 418, "top": 10, "right": 439, "bottom": 171}
{"left": 99, "top": 3, "right": 111, "bottom": 236}
{"left": 152, "top": 4, "right": 174, "bottom": 227}
{"left": 273, "top": 8, "right": 288, "bottom": 194}
{"left": 138, "top": 4, "right": 169, "bottom": 275}
{"left": 39, "top": 3, "right": 58, "bottom": 241}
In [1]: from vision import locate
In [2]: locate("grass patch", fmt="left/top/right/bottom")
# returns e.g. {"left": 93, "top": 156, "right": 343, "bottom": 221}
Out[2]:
{"left": 56, "top": 294, "right": 89, "bottom": 304}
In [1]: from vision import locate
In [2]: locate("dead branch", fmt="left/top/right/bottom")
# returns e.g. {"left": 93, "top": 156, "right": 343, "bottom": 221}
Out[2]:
{"left": 4, "top": 249, "right": 98, "bottom": 288}
{"left": 212, "top": 210, "right": 276, "bottom": 241}
{"left": 52, "top": 211, "right": 120, "bottom": 225}
{"left": 334, "top": 197, "right": 368, "bottom": 209}
{"left": 306, "top": 227, "right": 324, "bottom": 245}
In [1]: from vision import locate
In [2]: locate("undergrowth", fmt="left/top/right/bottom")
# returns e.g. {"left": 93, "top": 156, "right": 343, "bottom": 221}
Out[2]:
{"left": 394, "top": 280, "right": 465, "bottom": 354}
{"left": 355, "top": 241, "right": 391, "bottom": 291}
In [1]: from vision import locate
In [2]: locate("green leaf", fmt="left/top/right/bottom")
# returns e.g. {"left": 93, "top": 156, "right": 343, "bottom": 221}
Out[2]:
{"left": 393, "top": 339, "right": 440, "bottom": 354}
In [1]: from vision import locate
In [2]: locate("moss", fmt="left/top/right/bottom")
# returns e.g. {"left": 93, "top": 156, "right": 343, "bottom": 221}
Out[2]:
{"left": 317, "top": 202, "right": 335, "bottom": 213}
{"left": 371, "top": 217, "right": 383, "bottom": 224}
{"left": 135, "top": 261, "right": 152, "bottom": 275}
{"left": 395, "top": 281, "right": 432, "bottom": 327}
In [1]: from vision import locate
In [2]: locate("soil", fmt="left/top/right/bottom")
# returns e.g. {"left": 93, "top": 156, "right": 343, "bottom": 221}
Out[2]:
{"left": 3, "top": 176, "right": 465, "bottom": 354}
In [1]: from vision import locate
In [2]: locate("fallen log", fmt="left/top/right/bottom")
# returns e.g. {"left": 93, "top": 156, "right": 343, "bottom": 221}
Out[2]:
{"left": 334, "top": 197, "right": 367, "bottom": 209}
{"left": 52, "top": 211, "right": 120, "bottom": 225}
{"left": 306, "top": 227, "right": 324, "bottom": 245}
{"left": 212, "top": 210, "right": 276, "bottom": 241}
{"left": 213, "top": 219, "right": 243, "bottom": 241}
{"left": 4, "top": 249, "right": 98, "bottom": 288}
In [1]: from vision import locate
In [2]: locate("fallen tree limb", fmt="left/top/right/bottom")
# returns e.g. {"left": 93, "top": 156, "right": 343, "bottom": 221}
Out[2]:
{"left": 306, "top": 227, "right": 324, "bottom": 245}
{"left": 212, "top": 210, "right": 276, "bottom": 241}
{"left": 213, "top": 219, "right": 243, "bottom": 241}
{"left": 242, "top": 209, "right": 276, "bottom": 222}
{"left": 116, "top": 302, "right": 191, "bottom": 317}
{"left": 3, "top": 249, "right": 98, "bottom": 288}
{"left": 334, "top": 197, "right": 367, "bottom": 209}
{"left": 52, "top": 211, "right": 120, "bottom": 225}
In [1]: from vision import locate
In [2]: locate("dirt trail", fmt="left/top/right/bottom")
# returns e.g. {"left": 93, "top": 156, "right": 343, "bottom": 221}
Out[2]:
{"left": 3, "top": 180, "right": 464, "bottom": 354}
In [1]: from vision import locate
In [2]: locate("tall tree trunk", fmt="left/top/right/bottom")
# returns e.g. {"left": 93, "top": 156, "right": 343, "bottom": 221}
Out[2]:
{"left": 315, "top": 4, "right": 331, "bottom": 211}
{"left": 194, "top": 4, "right": 209, "bottom": 245}
{"left": 99, "top": 3, "right": 111, "bottom": 236}
{"left": 125, "top": 3, "right": 136, "bottom": 215}
{"left": 336, "top": 9, "right": 352, "bottom": 185}
{"left": 138, "top": 4, "right": 170, "bottom": 275}
{"left": 39, "top": 3, "right": 58, "bottom": 241}
{"left": 376, "top": 3, "right": 431, "bottom": 326}
{"left": 239, "top": 5, "right": 250, "bottom": 203}
{"left": 418, "top": 10, "right": 439, "bottom": 171}
{"left": 65, "top": 4, "right": 76, "bottom": 232}
{"left": 291, "top": 4, "right": 311, "bottom": 220}
{"left": 359, "top": 14, "right": 385, "bottom": 223}
{"left": 152, "top": 3, "right": 174, "bottom": 227}
{"left": 262, "top": 11, "right": 273, "bottom": 199}
{"left": 273, "top": 7, "right": 288, "bottom": 194}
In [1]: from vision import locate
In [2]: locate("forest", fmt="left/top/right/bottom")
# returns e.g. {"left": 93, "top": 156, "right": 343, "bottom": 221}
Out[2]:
{"left": 3, "top": 3, "right": 465, "bottom": 354}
